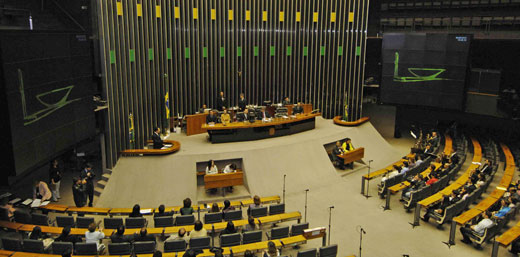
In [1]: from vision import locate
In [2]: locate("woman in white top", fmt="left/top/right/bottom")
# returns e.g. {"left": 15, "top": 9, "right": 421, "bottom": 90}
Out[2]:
{"left": 188, "top": 220, "right": 208, "bottom": 239}
{"left": 206, "top": 160, "right": 218, "bottom": 175}
{"left": 85, "top": 222, "right": 105, "bottom": 252}
{"left": 263, "top": 241, "right": 280, "bottom": 257}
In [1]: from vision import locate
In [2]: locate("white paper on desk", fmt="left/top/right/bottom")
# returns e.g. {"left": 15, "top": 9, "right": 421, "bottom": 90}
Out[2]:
{"left": 140, "top": 209, "right": 152, "bottom": 214}
{"left": 164, "top": 144, "right": 172, "bottom": 147}
{"left": 22, "top": 198, "right": 33, "bottom": 206}
{"left": 40, "top": 201, "right": 50, "bottom": 206}
{"left": 472, "top": 162, "right": 481, "bottom": 165}
{"left": 31, "top": 199, "right": 41, "bottom": 208}
{"left": 9, "top": 198, "right": 21, "bottom": 205}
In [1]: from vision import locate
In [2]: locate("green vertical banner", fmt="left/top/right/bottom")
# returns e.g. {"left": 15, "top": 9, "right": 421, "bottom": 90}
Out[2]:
{"left": 356, "top": 46, "right": 361, "bottom": 56}
{"left": 129, "top": 49, "right": 135, "bottom": 62}
{"left": 220, "top": 47, "right": 225, "bottom": 57}
{"left": 320, "top": 46, "right": 326, "bottom": 56}
{"left": 148, "top": 48, "right": 154, "bottom": 60}
{"left": 128, "top": 113, "right": 135, "bottom": 149}
{"left": 338, "top": 46, "right": 343, "bottom": 56}
{"left": 203, "top": 47, "right": 208, "bottom": 58}
{"left": 270, "top": 46, "right": 275, "bottom": 56}
{"left": 237, "top": 46, "right": 242, "bottom": 57}
{"left": 185, "top": 47, "right": 190, "bottom": 59}
{"left": 286, "top": 46, "right": 292, "bottom": 56}
{"left": 303, "top": 46, "right": 308, "bottom": 57}
{"left": 254, "top": 46, "right": 259, "bottom": 56}
{"left": 166, "top": 48, "right": 172, "bottom": 60}
{"left": 109, "top": 50, "right": 116, "bottom": 64}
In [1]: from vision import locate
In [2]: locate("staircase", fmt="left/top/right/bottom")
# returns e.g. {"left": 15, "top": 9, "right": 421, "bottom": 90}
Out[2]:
{"left": 94, "top": 169, "right": 111, "bottom": 197}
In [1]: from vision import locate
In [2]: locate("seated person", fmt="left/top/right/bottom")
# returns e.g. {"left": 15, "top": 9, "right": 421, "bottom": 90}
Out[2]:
{"left": 85, "top": 222, "right": 105, "bottom": 252}
{"left": 293, "top": 102, "right": 304, "bottom": 114}
{"left": 331, "top": 141, "right": 345, "bottom": 169}
{"left": 55, "top": 226, "right": 82, "bottom": 245}
{"left": 152, "top": 127, "right": 164, "bottom": 149}
{"left": 154, "top": 204, "right": 173, "bottom": 217}
{"left": 282, "top": 97, "right": 291, "bottom": 106}
{"left": 399, "top": 161, "right": 410, "bottom": 174}
{"left": 198, "top": 104, "right": 208, "bottom": 113}
{"left": 256, "top": 107, "right": 271, "bottom": 120}
{"left": 492, "top": 199, "right": 511, "bottom": 218}
{"left": 425, "top": 173, "right": 439, "bottom": 186}
{"left": 243, "top": 216, "right": 258, "bottom": 232}
{"left": 222, "top": 200, "right": 236, "bottom": 213}
{"left": 422, "top": 191, "right": 461, "bottom": 222}
{"left": 206, "top": 160, "right": 218, "bottom": 175}
{"left": 220, "top": 109, "right": 231, "bottom": 125}
{"left": 459, "top": 211, "right": 494, "bottom": 244}
{"left": 29, "top": 226, "right": 53, "bottom": 250}
{"left": 180, "top": 198, "right": 194, "bottom": 215}
{"left": 247, "top": 195, "right": 262, "bottom": 216}
{"left": 165, "top": 227, "right": 188, "bottom": 243}
{"left": 110, "top": 225, "right": 135, "bottom": 243}
{"left": 221, "top": 221, "right": 237, "bottom": 235}
{"left": 237, "top": 109, "right": 255, "bottom": 122}
{"left": 401, "top": 174, "right": 426, "bottom": 200}
{"left": 223, "top": 163, "right": 237, "bottom": 173}
{"left": 428, "top": 131, "right": 439, "bottom": 145}
{"left": 188, "top": 220, "right": 208, "bottom": 239}
{"left": 129, "top": 204, "right": 143, "bottom": 217}
{"left": 134, "top": 228, "right": 155, "bottom": 242}
{"left": 381, "top": 165, "right": 401, "bottom": 183}
{"left": 206, "top": 110, "right": 218, "bottom": 124}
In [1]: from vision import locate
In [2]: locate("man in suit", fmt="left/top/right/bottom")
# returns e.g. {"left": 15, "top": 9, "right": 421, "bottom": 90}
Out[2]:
{"left": 332, "top": 141, "right": 345, "bottom": 169}
{"left": 293, "top": 102, "right": 304, "bottom": 114}
{"left": 282, "top": 97, "right": 291, "bottom": 106}
{"left": 198, "top": 104, "right": 208, "bottom": 113}
{"left": 238, "top": 93, "right": 247, "bottom": 111}
{"left": 237, "top": 109, "right": 255, "bottom": 122}
{"left": 80, "top": 164, "right": 96, "bottom": 207}
{"left": 206, "top": 110, "right": 218, "bottom": 124}
{"left": 257, "top": 107, "right": 271, "bottom": 120}
{"left": 152, "top": 127, "right": 164, "bottom": 149}
{"left": 422, "top": 191, "right": 460, "bottom": 222}
{"left": 217, "top": 91, "right": 227, "bottom": 111}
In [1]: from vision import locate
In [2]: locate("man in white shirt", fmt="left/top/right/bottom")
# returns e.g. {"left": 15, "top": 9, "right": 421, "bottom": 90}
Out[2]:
{"left": 223, "top": 163, "right": 237, "bottom": 173}
{"left": 85, "top": 223, "right": 105, "bottom": 252}
{"left": 460, "top": 211, "right": 494, "bottom": 244}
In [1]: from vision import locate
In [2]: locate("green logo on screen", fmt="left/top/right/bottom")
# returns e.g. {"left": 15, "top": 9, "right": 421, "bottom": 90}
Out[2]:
{"left": 393, "top": 52, "right": 451, "bottom": 82}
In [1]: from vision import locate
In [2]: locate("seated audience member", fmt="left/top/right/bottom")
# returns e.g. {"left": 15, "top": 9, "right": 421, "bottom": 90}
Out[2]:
{"left": 55, "top": 226, "right": 82, "bottom": 245}
{"left": 415, "top": 155, "right": 423, "bottom": 166}
{"left": 401, "top": 174, "right": 426, "bottom": 200}
{"left": 33, "top": 180, "right": 52, "bottom": 202}
{"left": 244, "top": 250, "right": 255, "bottom": 257}
{"left": 493, "top": 199, "right": 511, "bottom": 218}
{"left": 282, "top": 97, "right": 291, "bottom": 106}
{"left": 223, "top": 163, "right": 237, "bottom": 173}
{"left": 72, "top": 177, "right": 87, "bottom": 207}
{"left": 243, "top": 216, "right": 257, "bottom": 232}
{"left": 206, "top": 160, "right": 218, "bottom": 175}
{"left": 422, "top": 144, "right": 434, "bottom": 158}
{"left": 422, "top": 192, "right": 460, "bottom": 222}
{"left": 428, "top": 164, "right": 440, "bottom": 178}
{"left": 480, "top": 159, "right": 493, "bottom": 176}
{"left": 400, "top": 161, "right": 410, "bottom": 174}
{"left": 381, "top": 165, "right": 401, "bottom": 183}
{"left": 155, "top": 205, "right": 173, "bottom": 217}
{"left": 220, "top": 109, "right": 231, "bottom": 125}
{"left": 199, "top": 104, "right": 208, "bottom": 113}
{"left": 165, "top": 227, "right": 189, "bottom": 243}
{"left": 257, "top": 107, "right": 271, "bottom": 120}
{"left": 29, "top": 226, "right": 53, "bottom": 250}
{"left": 426, "top": 173, "right": 439, "bottom": 186}
{"left": 111, "top": 225, "right": 135, "bottom": 243}
{"left": 408, "top": 157, "right": 416, "bottom": 168}
{"left": 332, "top": 141, "right": 345, "bottom": 169}
{"left": 189, "top": 220, "right": 208, "bottom": 239}
{"left": 181, "top": 198, "right": 194, "bottom": 215}
{"left": 85, "top": 222, "right": 105, "bottom": 252}
{"left": 152, "top": 127, "right": 164, "bottom": 149}
{"left": 237, "top": 109, "right": 254, "bottom": 122}
{"left": 460, "top": 211, "right": 494, "bottom": 244}
{"left": 210, "top": 203, "right": 220, "bottom": 213}
{"left": 222, "top": 200, "right": 235, "bottom": 213}
{"left": 129, "top": 204, "right": 143, "bottom": 217}
{"left": 247, "top": 195, "right": 262, "bottom": 216}
{"left": 293, "top": 103, "right": 304, "bottom": 114}
{"left": 263, "top": 241, "right": 280, "bottom": 257}
{"left": 206, "top": 110, "right": 219, "bottom": 124}
{"left": 428, "top": 132, "right": 439, "bottom": 145}
{"left": 0, "top": 197, "right": 16, "bottom": 219}
{"left": 135, "top": 228, "right": 155, "bottom": 242}
{"left": 221, "top": 221, "right": 237, "bottom": 235}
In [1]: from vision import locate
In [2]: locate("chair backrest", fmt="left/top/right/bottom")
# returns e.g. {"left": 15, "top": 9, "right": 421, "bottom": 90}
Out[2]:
{"left": 125, "top": 217, "right": 146, "bottom": 229}
{"left": 250, "top": 206, "right": 268, "bottom": 218}
{"left": 75, "top": 242, "right": 98, "bottom": 255}
{"left": 0, "top": 207, "right": 10, "bottom": 221}
{"left": 220, "top": 233, "right": 241, "bottom": 247}
{"left": 164, "top": 239, "right": 187, "bottom": 252}
{"left": 291, "top": 222, "right": 309, "bottom": 236}
{"left": 76, "top": 217, "right": 95, "bottom": 229}
{"left": 269, "top": 203, "right": 285, "bottom": 215}
{"left": 242, "top": 230, "right": 262, "bottom": 244}
{"left": 175, "top": 215, "right": 195, "bottom": 226}
{"left": 1, "top": 238, "right": 22, "bottom": 251}
{"left": 14, "top": 210, "right": 31, "bottom": 224}
{"left": 52, "top": 241, "right": 74, "bottom": 255}
{"left": 104, "top": 217, "right": 124, "bottom": 229}
{"left": 154, "top": 216, "right": 174, "bottom": 227}
{"left": 22, "top": 239, "right": 45, "bottom": 253}
{"left": 296, "top": 248, "right": 317, "bottom": 257}
{"left": 271, "top": 226, "right": 290, "bottom": 239}
{"left": 31, "top": 213, "right": 49, "bottom": 226}
{"left": 189, "top": 236, "right": 211, "bottom": 249}
{"left": 108, "top": 242, "right": 132, "bottom": 255}
{"left": 56, "top": 216, "right": 75, "bottom": 228}
{"left": 134, "top": 241, "right": 156, "bottom": 254}
{"left": 319, "top": 244, "right": 338, "bottom": 257}
{"left": 204, "top": 212, "right": 223, "bottom": 224}
{"left": 223, "top": 210, "right": 242, "bottom": 221}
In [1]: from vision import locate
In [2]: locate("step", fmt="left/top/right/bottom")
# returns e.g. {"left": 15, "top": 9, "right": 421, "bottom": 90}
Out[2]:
{"left": 101, "top": 173, "right": 110, "bottom": 182}
{"left": 103, "top": 169, "right": 112, "bottom": 175}
{"left": 94, "top": 187, "right": 103, "bottom": 197}
{"left": 97, "top": 180, "right": 107, "bottom": 189}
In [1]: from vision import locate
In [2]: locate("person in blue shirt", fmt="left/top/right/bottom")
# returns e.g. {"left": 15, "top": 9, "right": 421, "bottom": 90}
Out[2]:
{"left": 493, "top": 199, "right": 511, "bottom": 218}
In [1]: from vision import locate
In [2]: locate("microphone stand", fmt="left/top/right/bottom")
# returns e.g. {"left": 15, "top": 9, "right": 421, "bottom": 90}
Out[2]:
{"left": 328, "top": 206, "right": 334, "bottom": 245}
{"left": 304, "top": 189, "right": 309, "bottom": 223}
{"left": 359, "top": 227, "right": 366, "bottom": 257}
{"left": 364, "top": 160, "right": 373, "bottom": 199}
{"left": 283, "top": 174, "right": 286, "bottom": 204}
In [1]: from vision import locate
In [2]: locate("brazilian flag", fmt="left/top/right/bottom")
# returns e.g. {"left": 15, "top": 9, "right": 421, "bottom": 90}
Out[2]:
{"left": 343, "top": 93, "right": 349, "bottom": 121}
{"left": 165, "top": 91, "right": 170, "bottom": 119}
{"left": 129, "top": 113, "right": 135, "bottom": 149}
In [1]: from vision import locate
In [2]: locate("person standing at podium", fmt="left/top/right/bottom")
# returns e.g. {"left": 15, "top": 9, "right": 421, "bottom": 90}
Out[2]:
{"left": 341, "top": 138, "right": 354, "bottom": 169}
{"left": 217, "top": 91, "right": 227, "bottom": 111}
{"left": 238, "top": 93, "right": 247, "bottom": 111}
{"left": 282, "top": 97, "right": 291, "bottom": 106}
{"left": 152, "top": 127, "right": 164, "bottom": 149}
{"left": 293, "top": 102, "right": 303, "bottom": 114}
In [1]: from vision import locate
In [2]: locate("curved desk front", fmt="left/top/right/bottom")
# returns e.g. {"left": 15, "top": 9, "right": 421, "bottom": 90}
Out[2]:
{"left": 120, "top": 140, "right": 181, "bottom": 156}
{"left": 202, "top": 113, "right": 320, "bottom": 143}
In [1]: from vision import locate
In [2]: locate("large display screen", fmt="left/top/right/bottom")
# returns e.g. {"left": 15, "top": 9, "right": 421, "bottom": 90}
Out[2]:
{"left": 0, "top": 32, "right": 96, "bottom": 176}
{"left": 381, "top": 33, "right": 471, "bottom": 110}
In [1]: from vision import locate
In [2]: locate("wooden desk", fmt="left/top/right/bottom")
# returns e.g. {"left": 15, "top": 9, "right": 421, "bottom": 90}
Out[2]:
{"left": 474, "top": 197, "right": 500, "bottom": 212}
{"left": 285, "top": 104, "right": 313, "bottom": 115}
{"left": 186, "top": 113, "right": 208, "bottom": 136}
{"left": 389, "top": 163, "right": 441, "bottom": 194}
{"left": 0, "top": 221, "right": 23, "bottom": 230}
{"left": 203, "top": 113, "right": 320, "bottom": 143}
{"left": 453, "top": 208, "right": 482, "bottom": 225}
{"left": 120, "top": 140, "right": 181, "bottom": 156}
{"left": 204, "top": 172, "right": 244, "bottom": 190}
{"left": 489, "top": 188, "right": 507, "bottom": 199}
{"left": 332, "top": 116, "right": 370, "bottom": 126}
{"left": 66, "top": 206, "right": 111, "bottom": 215}
{"left": 39, "top": 204, "right": 68, "bottom": 212}
{"left": 497, "top": 225, "right": 520, "bottom": 246}
{"left": 338, "top": 147, "right": 365, "bottom": 165}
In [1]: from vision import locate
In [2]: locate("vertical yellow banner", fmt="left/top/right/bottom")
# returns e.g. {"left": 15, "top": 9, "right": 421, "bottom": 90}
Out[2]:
{"left": 174, "top": 7, "right": 180, "bottom": 19}
{"left": 331, "top": 12, "right": 336, "bottom": 22}
{"left": 349, "top": 12, "right": 354, "bottom": 22}
{"left": 246, "top": 10, "right": 251, "bottom": 21}
{"left": 229, "top": 10, "right": 233, "bottom": 21}
{"left": 193, "top": 8, "right": 198, "bottom": 19}
{"left": 296, "top": 12, "right": 301, "bottom": 22}
{"left": 313, "top": 12, "right": 318, "bottom": 22}
{"left": 262, "top": 11, "right": 267, "bottom": 21}
{"left": 136, "top": 4, "right": 142, "bottom": 17}
{"left": 156, "top": 5, "right": 161, "bottom": 18}
{"left": 279, "top": 11, "right": 284, "bottom": 22}
{"left": 211, "top": 9, "right": 216, "bottom": 20}
{"left": 116, "top": 1, "right": 123, "bottom": 16}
